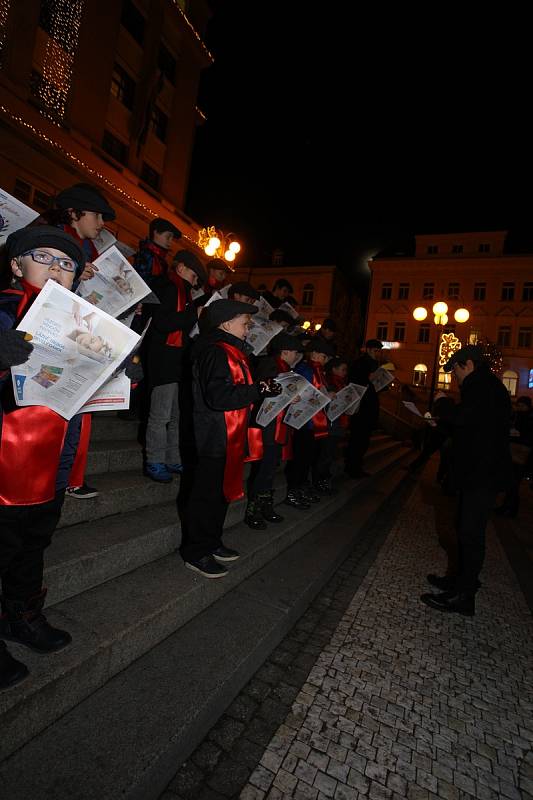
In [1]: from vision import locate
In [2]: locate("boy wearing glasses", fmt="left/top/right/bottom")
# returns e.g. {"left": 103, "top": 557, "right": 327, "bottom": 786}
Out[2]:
{"left": 0, "top": 226, "right": 86, "bottom": 691}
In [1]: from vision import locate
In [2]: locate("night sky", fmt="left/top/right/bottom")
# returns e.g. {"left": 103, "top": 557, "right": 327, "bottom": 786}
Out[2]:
{"left": 186, "top": 2, "right": 530, "bottom": 291}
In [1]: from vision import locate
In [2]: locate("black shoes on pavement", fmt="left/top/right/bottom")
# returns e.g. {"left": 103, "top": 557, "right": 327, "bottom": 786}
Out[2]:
{"left": 0, "top": 590, "right": 72, "bottom": 654}
{"left": 420, "top": 591, "right": 475, "bottom": 616}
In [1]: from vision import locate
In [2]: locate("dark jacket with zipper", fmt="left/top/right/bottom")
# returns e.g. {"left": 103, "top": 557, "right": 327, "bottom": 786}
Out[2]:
{"left": 145, "top": 274, "right": 197, "bottom": 387}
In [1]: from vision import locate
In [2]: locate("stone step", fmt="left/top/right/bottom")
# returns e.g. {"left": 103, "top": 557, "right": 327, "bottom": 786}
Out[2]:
{"left": 0, "top": 457, "right": 412, "bottom": 800}
{"left": 85, "top": 439, "right": 143, "bottom": 476}
{"left": 58, "top": 469, "right": 179, "bottom": 529}
{"left": 89, "top": 415, "right": 140, "bottom": 442}
{"left": 0, "top": 443, "right": 412, "bottom": 762}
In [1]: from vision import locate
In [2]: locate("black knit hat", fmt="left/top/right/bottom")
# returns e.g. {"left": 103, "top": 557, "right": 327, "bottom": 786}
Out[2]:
{"left": 269, "top": 332, "right": 305, "bottom": 354}
{"left": 173, "top": 249, "right": 207, "bottom": 285}
{"left": 204, "top": 299, "right": 258, "bottom": 329}
{"left": 305, "top": 337, "right": 336, "bottom": 357}
{"left": 6, "top": 225, "right": 85, "bottom": 273}
{"left": 443, "top": 344, "right": 483, "bottom": 372}
{"left": 228, "top": 282, "right": 260, "bottom": 300}
{"left": 55, "top": 183, "right": 116, "bottom": 221}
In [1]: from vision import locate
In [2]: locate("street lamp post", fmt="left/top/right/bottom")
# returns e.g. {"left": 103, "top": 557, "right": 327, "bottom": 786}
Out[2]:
{"left": 197, "top": 225, "right": 242, "bottom": 268}
{"left": 412, "top": 301, "right": 470, "bottom": 409}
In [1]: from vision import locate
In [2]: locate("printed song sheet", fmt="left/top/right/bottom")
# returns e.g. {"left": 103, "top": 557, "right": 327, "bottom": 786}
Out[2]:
{"left": 78, "top": 245, "right": 151, "bottom": 318}
{"left": 327, "top": 383, "right": 367, "bottom": 421}
{"left": 0, "top": 188, "right": 39, "bottom": 243}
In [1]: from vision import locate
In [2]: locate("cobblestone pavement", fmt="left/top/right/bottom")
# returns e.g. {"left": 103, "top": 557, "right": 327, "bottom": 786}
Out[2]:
{"left": 160, "top": 466, "right": 533, "bottom": 800}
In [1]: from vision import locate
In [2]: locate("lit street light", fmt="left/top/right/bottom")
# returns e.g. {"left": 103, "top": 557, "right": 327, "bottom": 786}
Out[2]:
{"left": 197, "top": 225, "right": 242, "bottom": 267}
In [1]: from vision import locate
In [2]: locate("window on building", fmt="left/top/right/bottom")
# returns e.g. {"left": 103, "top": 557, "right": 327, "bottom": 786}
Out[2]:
{"left": 393, "top": 322, "right": 406, "bottom": 342}
{"left": 522, "top": 282, "right": 533, "bottom": 302}
{"left": 302, "top": 284, "right": 314, "bottom": 306}
{"left": 150, "top": 106, "right": 168, "bottom": 143}
{"left": 422, "top": 283, "right": 434, "bottom": 299}
{"left": 448, "top": 282, "right": 460, "bottom": 299}
{"left": 497, "top": 326, "right": 512, "bottom": 347}
{"left": 102, "top": 130, "right": 128, "bottom": 165}
{"left": 518, "top": 327, "right": 532, "bottom": 349}
{"left": 478, "top": 243, "right": 491, "bottom": 253}
{"left": 474, "top": 282, "right": 486, "bottom": 301}
{"left": 529, "top": 368, "right": 533, "bottom": 390}
{"left": 437, "top": 368, "right": 451, "bottom": 391}
{"left": 469, "top": 328, "right": 481, "bottom": 344}
{"left": 13, "top": 179, "right": 32, "bottom": 204}
{"left": 398, "top": 283, "right": 409, "bottom": 300}
{"left": 418, "top": 324, "right": 430, "bottom": 344}
{"left": 452, "top": 244, "right": 463, "bottom": 254}
{"left": 427, "top": 245, "right": 438, "bottom": 255}
{"left": 381, "top": 283, "right": 392, "bottom": 300}
{"left": 412, "top": 363, "right": 427, "bottom": 386}
{"left": 376, "top": 322, "right": 388, "bottom": 340}
{"left": 501, "top": 282, "right": 515, "bottom": 301}
{"left": 140, "top": 162, "right": 161, "bottom": 190}
{"left": 33, "top": 189, "right": 51, "bottom": 212}
{"left": 502, "top": 370, "right": 518, "bottom": 396}
{"left": 158, "top": 43, "right": 177, "bottom": 84}
{"left": 121, "top": 0, "right": 145, "bottom": 45}
{"left": 110, "top": 63, "right": 136, "bottom": 111}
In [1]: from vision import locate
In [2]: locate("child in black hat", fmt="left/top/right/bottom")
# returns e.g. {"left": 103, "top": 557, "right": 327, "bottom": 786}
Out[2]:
{"left": 180, "top": 300, "right": 280, "bottom": 578}
{"left": 0, "top": 226, "right": 86, "bottom": 690}
{"left": 132, "top": 217, "right": 182, "bottom": 285}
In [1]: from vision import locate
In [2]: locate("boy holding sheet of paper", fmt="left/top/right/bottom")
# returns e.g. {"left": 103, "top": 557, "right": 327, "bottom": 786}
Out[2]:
{"left": 0, "top": 226, "right": 86, "bottom": 690}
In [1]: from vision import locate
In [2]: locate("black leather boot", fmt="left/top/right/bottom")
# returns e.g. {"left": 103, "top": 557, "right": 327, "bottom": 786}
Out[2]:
{"left": 300, "top": 486, "right": 321, "bottom": 504}
{"left": 244, "top": 498, "right": 267, "bottom": 530}
{"left": 284, "top": 491, "right": 310, "bottom": 510}
{"left": 258, "top": 491, "right": 284, "bottom": 523}
{"left": 426, "top": 573, "right": 457, "bottom": 592}
{"left": 420, "top": 591, "right": 475, "bottom": 616}
{"left": 0, "top": 590, "right": 72, "bottom": 653}
{"left": 0, "top": 640, "right": 29, "bottom": 690}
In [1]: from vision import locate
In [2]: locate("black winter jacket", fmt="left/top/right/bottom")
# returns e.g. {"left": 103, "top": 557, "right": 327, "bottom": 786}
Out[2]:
{"left": 348, "top": 353, "right": 379, "bottom": 426}
{"left": 145, "top": 274, "right": 197, "bottom": 387}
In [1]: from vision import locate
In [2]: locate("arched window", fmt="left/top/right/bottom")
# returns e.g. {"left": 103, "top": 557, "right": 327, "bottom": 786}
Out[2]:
{"left": 502, "top": 369, "right": 518, "bottom": 396}
{"left": 437, "top": 367, "right": 451, "bottom": 391}
{"left": 302, "top": 283, "right": 314, "bottom": 307}
{"left": 413, "top": 363, "right": 427, "bottom": 387}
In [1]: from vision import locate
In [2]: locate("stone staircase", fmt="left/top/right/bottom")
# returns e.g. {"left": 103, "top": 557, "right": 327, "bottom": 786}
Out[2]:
{"left": 0, "top": 414, "right": 413, "bottom": 799}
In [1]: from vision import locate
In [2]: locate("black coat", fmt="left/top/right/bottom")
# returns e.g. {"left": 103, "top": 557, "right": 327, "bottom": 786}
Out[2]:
{"left": 145, "top": 274, "right": 197, "bottom": 387}
{"left": 441, "top": 364, "right": 512, "bottom": 490}
{"left": 192, "top": 329, "right": 261, "bottom": 458}
{"left": 348, "top": 353, "right": 379, "bottom": 427}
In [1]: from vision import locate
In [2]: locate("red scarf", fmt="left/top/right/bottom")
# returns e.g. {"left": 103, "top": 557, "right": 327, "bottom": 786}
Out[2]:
{"left": 214, "top": 340, "right": 262, "bottom": 501}
{"left": 166, "top": 271, "right": 188, "bottom": 347}
{"left": 63, "top": 224, "right": 99, "bottom": 262}
{"left": 208, "top": 276, "right": 226, "bottom": 291}
{"left": 0, "top": 281, "right": 69, "bottom": 505}
{"left": 309, "top": 359, "right": 329, "bottom": 438}
{"left": 142, "top": 239, "right": 169, "bottom": 277}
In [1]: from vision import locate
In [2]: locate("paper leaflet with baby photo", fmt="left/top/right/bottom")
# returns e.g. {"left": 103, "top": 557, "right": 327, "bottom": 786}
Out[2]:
{"left": 0, "top": 187, "right": 40, "bottom": 243}
{"left": 256, "top": 372, "right": 308, "bottom": 427}
{"left": 369, "top": 366, "right": 394, "bottom": 392}
{"left": 283, "top": 381, "right": 331, "bottom": 430}
{"left": 245, "top": 317, "right": 282, "bottom": 356}
{"left": 77, "top": 245, "right": 151, "bottom": 318}
{"left": 12, "top": 280, "right": 140, "bottom": 420}
{"left": 327, "top": 383, "right": 367, "bottom": 421}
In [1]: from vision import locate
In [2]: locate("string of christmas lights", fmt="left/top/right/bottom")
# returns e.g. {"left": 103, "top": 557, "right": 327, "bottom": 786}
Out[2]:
{"left": 38, "top": 0, "right": 84, "bottom": 123}
{"left": 0, "top": 0, "right": 11, "bottom": 65}
{"left": 170, "top": 1, "right": 213, "bottom": 63}
{"left": 0, "top": 103, "right": 196, "bottom": 247}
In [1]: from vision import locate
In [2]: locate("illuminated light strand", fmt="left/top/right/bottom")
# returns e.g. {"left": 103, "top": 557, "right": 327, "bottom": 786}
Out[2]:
{"left": 0, "top": 0, "right": 11, "bottom": 64}
{"left": 170, "top": 1, "right": 213, "bottom": 62}
{"left": 195, "top": 105, "right": 207, "bottom": 122}
{"left": 37, "top": 0, "right": 83, "bottom": 123}
{"left": 0, "top": 103, "right": 196, "bottom": 246}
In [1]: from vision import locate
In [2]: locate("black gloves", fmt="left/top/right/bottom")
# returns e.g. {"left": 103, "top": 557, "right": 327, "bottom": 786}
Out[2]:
{"left": 124, "top": 358, "right": 144, "bottom": 383}
{"left": 258, "top": 377, "right": 282, "bottom": 397}
{"left": 0, "top": 329, "right": 33, "bottom": 370}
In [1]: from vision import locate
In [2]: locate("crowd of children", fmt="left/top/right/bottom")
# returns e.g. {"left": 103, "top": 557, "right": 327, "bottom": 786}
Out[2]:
{"left": 0, "top": 183, "right": 369, "bottom": 690}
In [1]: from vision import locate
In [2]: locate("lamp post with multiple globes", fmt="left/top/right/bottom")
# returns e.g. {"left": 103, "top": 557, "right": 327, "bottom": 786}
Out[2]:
{"left": 412, "top": 301, "right": 470, "bottom": 408}
{"left": 197, "top": 225, "right": 241, "bottom": 268}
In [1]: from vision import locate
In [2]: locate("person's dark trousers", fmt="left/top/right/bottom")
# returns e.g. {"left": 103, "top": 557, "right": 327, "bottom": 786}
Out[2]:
{"left": 180, "top": 457, "right": 228, "bottom": 563}
{"left": 312, "top": 436, "right": 333, "bottom": 484}
{"left": 455, "top": 486, "right": 495, "bottom": 595}
{"left": 345, "top": 414, "right": 371, "bottom": 474}
{"left": 248, "top": 444, "right": 280, "bottom": 497}
{"left": 0, "top": 490, "right": 65, "bottom": 600}
{"left": 286, "top": 429, "right": 315, "bottom": 491}
{"left": 500, "top": 464, "right": 525, "bottom": 515}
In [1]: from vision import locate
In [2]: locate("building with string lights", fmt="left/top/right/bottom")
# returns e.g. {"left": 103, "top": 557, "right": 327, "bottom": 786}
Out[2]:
{"left": 365, "top": 232, "right": 533, "bottom": 399}
{"left": 0, "top": 0, "right": 211, "bottom": 252}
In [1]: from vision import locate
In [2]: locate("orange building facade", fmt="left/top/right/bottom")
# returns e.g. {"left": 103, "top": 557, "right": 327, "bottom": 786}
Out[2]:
{"left": 0, "top": 0, "right": 211, "bottom": 253}
{"left": 365, "top": 232, "right": 533, "bottom": 399}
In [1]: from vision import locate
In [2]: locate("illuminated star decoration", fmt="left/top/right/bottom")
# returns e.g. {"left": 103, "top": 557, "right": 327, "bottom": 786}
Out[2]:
{"left": 438, "top": 332, "right": 462, "bottom": 367}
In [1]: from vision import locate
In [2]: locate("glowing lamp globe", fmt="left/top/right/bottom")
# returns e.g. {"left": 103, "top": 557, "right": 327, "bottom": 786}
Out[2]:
{"left": 208, "top": 236, "right": 220, "bottom": 250}
{"left": 229, "top": 241, "right": 241, "bottom": 254}
{"left": 432, "top": 301, "right": 448, "bottom": 316}
{"left": 302, "top": 321, "right": 311, "bottom": 330}
{"left": 204, "top": 244, "right": 216, "bottom": 256}
{"left": 314, "top": 323, "right": 322, "bottom": 331}
{"left": 413, "top": 307, "right": 428, "bottom": 321}
{"left": 454, "top": 308, "right": 470, "bottom": 323}
{"left": 224, "top": 250, "right": 235, "bottom": 261}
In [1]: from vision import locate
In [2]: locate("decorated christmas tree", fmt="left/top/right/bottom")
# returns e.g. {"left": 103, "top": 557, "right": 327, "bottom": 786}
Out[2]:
{"left": 477, "top": 337, "right": 503, "bottom": 375}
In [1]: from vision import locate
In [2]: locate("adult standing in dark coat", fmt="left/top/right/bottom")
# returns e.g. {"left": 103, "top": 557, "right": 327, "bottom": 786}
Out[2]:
{"left": 344, "top": 339, "right": 383, "bottom": 479}
{"left": 421, "top": 345, "right": 512, "bottom": 616}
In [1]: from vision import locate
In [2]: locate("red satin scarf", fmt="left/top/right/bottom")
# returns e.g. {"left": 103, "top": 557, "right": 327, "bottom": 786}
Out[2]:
{"left": 166, "top": 271, "right": 187, "bottom": 347}
{"left": 309, "top": 360, "right": 329, "bottom": 438}
{"left": 214, "top": 341, "right": 262, "bottom": 502}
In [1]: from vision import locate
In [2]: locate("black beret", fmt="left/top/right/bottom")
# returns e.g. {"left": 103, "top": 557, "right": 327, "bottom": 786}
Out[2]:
{"left": 173, "top": 249, "right": 207, "bottom": 285}
{"left": 365, "top": 338, "right": 384, "bottom": 349}
{"left": 228, "top": 282, "right": 260, "bottom": 300}
{"left": 55, "top": 183, "right": 116, "bottom": 221}
{"left": 206, "top": 257, "right": 231, "bottom": 273}
{"left": 152, "top": 218, "right": 182, "bottom": 238}
{"left": 268, "top": 331, "right": 305, "bottom": 354}
{"left": 305, "top": 337, "right": 337, "bottom": 357}
{"left": 6, "top": 225, "right": 85, "bottom": 272}
{"left": 204, "top": 299, "right": 258, "bottom": 329}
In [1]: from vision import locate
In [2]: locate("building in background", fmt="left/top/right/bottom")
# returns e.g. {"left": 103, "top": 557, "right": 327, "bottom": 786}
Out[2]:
{"left": 0, "top": 0, "right": 211, "bottom": 252}
{"left": 365, "top": 232, "right": 533, "bottom": 398}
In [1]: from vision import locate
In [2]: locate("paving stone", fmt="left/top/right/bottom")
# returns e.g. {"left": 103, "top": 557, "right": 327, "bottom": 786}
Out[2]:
{"left": 207, "top": 757, "right": 252, "bottom": 796}
{"left": 272, "top": 768, "right": 298, "bottom": 794}
{"left": 314, "top": 771, "right": 337, "bottom": 797}
{"left": 209, "top": 717, "right": 247, "bottom": 751}
{"left": 167, "top": 761, "right": 205, "bottom": 799}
